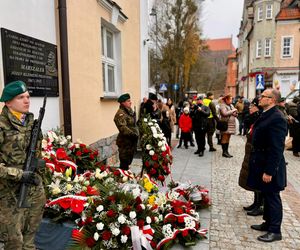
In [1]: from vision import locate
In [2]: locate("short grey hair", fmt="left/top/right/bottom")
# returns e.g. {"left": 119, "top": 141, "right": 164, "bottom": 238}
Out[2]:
{"left": 270, "top": 89, "right": 281, "bottom": 104}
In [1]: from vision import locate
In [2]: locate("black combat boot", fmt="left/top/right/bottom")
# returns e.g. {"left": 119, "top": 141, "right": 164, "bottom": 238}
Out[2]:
{"left": 225, "top": 143, "right": 233, "bottom": 157}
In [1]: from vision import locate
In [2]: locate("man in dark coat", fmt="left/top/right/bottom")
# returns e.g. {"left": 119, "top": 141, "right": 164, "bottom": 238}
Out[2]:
{"left": 247, "top": 89, "right": 287, "bottom": 243}
{"left": 114, "top": 93, "right": 139, "bottom": 170}
{"left": 141, "top": 93, "right": 161, "bottom": 123}
{"left": 191, "top": 96, "right": 210, "bottom": 156}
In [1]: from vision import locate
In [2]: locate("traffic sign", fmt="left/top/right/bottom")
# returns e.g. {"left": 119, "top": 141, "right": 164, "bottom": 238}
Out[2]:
{"left": 256, "top": 74, "right": 265, "bottom": 90}
{"left": 173, "top": 83, "right": 179, "bottom": 91}
{"left": 159, "top": 83, "right": 168, "bottom": 92}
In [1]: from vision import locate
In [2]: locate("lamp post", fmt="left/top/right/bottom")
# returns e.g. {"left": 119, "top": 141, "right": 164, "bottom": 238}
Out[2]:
{"left": 150, "top": 7, "right": 159, "bottom": 94}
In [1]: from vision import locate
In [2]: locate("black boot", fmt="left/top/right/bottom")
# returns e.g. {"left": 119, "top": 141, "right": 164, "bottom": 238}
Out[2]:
{"left": 247, "top": 192, "right": 264, "bottom": 216}
{"left": 244, "top": 192, "right": 258, "bottom": 211}
{"left": 225, "top": 143, "right": 233, "bottom": 157}
{"left": 222, "top": 144, "right": 231, "bottom": 158}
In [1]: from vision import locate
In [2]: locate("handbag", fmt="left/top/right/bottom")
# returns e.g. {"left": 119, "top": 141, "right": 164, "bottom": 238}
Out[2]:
{"left": 216, "top": 120, "right": 228, "bottom": 131}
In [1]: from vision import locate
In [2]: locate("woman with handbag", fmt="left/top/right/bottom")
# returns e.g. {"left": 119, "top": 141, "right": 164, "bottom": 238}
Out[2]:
{"left": 219, "top": 94, "right": 238, "bottom": 157}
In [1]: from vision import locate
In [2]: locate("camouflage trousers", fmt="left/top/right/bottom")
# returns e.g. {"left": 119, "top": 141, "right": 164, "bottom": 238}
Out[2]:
{"left": 0, "top": 184, "right": 46, "bottom": 250}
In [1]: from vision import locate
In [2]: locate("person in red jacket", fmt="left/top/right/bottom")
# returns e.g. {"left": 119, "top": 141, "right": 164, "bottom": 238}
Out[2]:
{"left": 178, "top": 107, "right": 193, "bottom": 149}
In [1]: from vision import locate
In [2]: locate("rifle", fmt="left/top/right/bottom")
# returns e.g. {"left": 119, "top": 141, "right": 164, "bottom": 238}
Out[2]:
{"left": 18, "top": 96, "right": 47, "bottom": 208}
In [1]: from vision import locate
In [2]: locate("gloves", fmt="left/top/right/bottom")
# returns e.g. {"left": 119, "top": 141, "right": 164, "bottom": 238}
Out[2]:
{"left": 20, "top": 171, "right": 40, "bottom": 186}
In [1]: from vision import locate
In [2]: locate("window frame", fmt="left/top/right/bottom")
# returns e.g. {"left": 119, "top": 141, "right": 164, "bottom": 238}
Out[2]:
{"left": 281, "top": 36, "right": 293, "bottom": 59}
{"left": 257, "top": 5, "right": 263, "bottom": 21}
{"left": 101, "top": 20, "right": 121, "bottom": 97}
{"left": 266, "top": 4, "right": 273, "bottom": 20}
{"left": 256, "top": 40, "right": 262, "bottom": 58}
{"left": 264, "top": 38, "right": 271, "bottom": 57}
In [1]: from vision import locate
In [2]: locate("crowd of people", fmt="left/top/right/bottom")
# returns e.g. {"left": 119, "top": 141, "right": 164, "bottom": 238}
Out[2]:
{"left": 114, "top": 88, "right": 300, "bottom": 244}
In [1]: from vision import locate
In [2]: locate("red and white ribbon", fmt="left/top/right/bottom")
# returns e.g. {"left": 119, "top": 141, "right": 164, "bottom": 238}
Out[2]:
{"left": 131, "top": 225, "right": 154, "bottom": 250}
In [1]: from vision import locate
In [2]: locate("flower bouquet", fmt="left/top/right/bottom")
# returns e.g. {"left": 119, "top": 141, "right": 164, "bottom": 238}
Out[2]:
{"left": 139, "top": 115, "right": 173, "bottom": 183}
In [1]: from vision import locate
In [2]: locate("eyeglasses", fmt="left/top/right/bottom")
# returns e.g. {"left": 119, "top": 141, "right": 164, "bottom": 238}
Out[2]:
{"left": 260, "top": 94, "right": 273, "bottom": 99}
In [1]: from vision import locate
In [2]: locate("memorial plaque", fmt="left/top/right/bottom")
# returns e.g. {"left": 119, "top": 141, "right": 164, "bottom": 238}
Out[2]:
{"left": 1, "top": 28, "right": 59, "bottom": 96}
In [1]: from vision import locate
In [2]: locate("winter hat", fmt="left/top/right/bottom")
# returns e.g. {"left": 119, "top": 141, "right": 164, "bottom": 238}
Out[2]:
{"left": 118, "top": 93, "right": 130, "bottom": 103}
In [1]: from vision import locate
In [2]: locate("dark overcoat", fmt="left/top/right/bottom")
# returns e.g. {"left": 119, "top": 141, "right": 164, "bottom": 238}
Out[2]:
{"left": 247, "top": 106, "right": 288, "bottom": 192}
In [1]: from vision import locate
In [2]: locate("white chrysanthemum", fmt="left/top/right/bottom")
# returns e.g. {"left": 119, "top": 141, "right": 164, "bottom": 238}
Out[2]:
{"left": 121, "top": 235, "right": 128, "bottom": 243}
{"left": 146, "top": 144, "right": 152, "bottom": 150}
{"left": 154, "top": 217, "right": 159, "bottom": 223}
{"left": 161, "top": 146, "right": 166, "bottom": 152}
{"left": 132, "top": 188, "right": 140, "bottom": 198}
{"left": 84, "top": 181, "right": 90, "bottom": 186}
{"left": 96, "top": 205, "right": 104, "bottom": 212}
{"left": 78, "top": 175, "right": 84, "bottom": 182}
{"left": 112, "top": 228, "right": 120, "bottom": 236}
{"left": 94, "top": 232, "right": 99, "bottom": 241}
{"left": 75, "top": 143, "right": 80, "bottom": 148}
{"left": 66, "top": 135, "right": 72, "bottom": 140}
{"left": 129, "top": 211, "right": 136, "bottom": 219}
{"left": 158, "top": 141, "right": 163, "bottom": 147}
{"left": 146, "top": 216, "right": 152, "bottom": 224}
{"left": 149, "top": 150, "right": 155, "bottom": 156}
{"left": 144, "top": 118, "right": 148, "bottom": 122}
{"left": 148, "top": 122, "right": 153, "bottom": 126}
{"left": 118, "top": 214, "right": 126, "bottom": 224}
{"left": 96, "top": 222, "right": 104, "bottom": 230}
{"left": 140, "top": 204, "right": 145, "bottom": 210}
{"left": 122, "top": 176, "right": 128, "bottom": 182}
{"left": 73, "top": 175, "right": 79, "bottom": 182}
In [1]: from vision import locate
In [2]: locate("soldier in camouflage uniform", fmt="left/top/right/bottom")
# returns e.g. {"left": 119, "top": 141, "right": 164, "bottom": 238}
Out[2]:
{"left": 0, "top": 81, "right": 46, "bottom": 250}
{"left": 114, "top": 93, "right": 138, "bottom": 170}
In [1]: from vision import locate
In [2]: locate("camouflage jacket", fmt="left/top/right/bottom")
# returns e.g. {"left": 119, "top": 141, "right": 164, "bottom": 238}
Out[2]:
{"left": 0, "top": 106, "right": 42, "bottom": 194}
{"left": 114, "top": 105, "right": 138, "bottom": 144}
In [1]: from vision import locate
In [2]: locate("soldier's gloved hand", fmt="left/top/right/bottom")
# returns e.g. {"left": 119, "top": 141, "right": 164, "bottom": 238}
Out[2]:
{"left": 20, "top": 171, "right": 40, "bottom": 186}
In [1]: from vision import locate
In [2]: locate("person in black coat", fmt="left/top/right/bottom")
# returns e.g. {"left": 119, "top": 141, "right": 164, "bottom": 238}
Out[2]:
{"left": 247, "top": 89, "right": 288, "bottom": 243}
{"left": 161, "top": 110, "right": 172, "bottom": 146}
{"left": 191, "top": 96, "right": 210, "bottom": 156}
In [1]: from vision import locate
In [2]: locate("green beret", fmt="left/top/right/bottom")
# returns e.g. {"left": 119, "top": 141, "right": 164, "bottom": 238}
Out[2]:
{"left": 0, "top": 81, "right": 28, "bottom": 102}
{"left": 118, "top": 93, "right": 130, "bottom": 103}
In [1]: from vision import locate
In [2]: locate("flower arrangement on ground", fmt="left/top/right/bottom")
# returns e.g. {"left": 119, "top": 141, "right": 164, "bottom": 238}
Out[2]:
{"left": 139, "top": 115, "right": 173, "bottom": 183}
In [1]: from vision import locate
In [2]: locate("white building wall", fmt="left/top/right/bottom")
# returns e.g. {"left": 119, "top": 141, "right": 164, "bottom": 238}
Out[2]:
{"left": 0, "top": 0, "right": 60, "bottom": 132}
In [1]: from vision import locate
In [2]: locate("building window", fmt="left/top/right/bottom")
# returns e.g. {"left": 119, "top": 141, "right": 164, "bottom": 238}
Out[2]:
{"left": 256, "top": 40, "right": 262, "bottom": 58}
{"left": 281, "top": 36, "right": 293, "bottom": 58}
{"left": 265, "top": 38, "right": 271, "bottom": 57}
{"left": 101, "top": 22, "right": 121, "bottom": 96}
{"left": 257, "top": 6, "right": 263, "bottom": 21}
{"left": 266, "top": 4, "right": 273, "bottom": 19}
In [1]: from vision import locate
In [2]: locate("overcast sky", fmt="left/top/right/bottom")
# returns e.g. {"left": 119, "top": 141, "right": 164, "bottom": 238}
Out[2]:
{"left": 200, "top": 0, "right": 244, "bottom": 48}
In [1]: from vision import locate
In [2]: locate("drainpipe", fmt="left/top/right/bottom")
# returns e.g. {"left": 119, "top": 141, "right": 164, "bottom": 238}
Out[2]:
{"left": 58, "top": 0, "right": 72, "bottom": 136}
{"left": 246, "top": 39, "right": 250, "bottom": 99}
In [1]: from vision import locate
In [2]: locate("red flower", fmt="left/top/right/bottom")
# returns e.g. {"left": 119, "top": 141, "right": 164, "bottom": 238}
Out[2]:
{"left": 145, "top": 161, "right": 150, "bottom": 167}
{"left": 162, "top": 151, "right": 167, "bottom": 157}
{"left": 150, "top": 241, "right": 157, "bottom": 248}
{"left": 80, "top": 143, "right": 86, "bottom": 148}
{"left": 87, "top": 186, "right": 99, "bottom": 195}
{"left": 158, "top": 175, "right": 165, "bottom": 181}
{"left": 102, "top": 230, "right": 112, "bottom": 241}
{"left": 113, "top": 170, "right": 120, "bottom": 176}
{"left": 89, "top": 153, "right": 95, "bottom": 160}
{"left": 123, "top": 205, "right": 131, "bottom": 213}
{"left": 137, "top": 219, "right": 144, "bottom": 228}
{"left": 86, "top": 237, "right": 96, "bottom": 247}
{"left": 151, "top": 154, "right": 158, "bottom": 161}
{"left": 76, "top": 151, "right": 82, "bottom": 156}
{"left": 135, "top": 196, "right": 142, "bottom": 204}
{"left": 153, "top": 162, "right": 159, "bottom": 169}
{"left": 100, "top": 165, "right": 107, "bottom": 171}
{"left": 121, "top": 226, "right": 131, "bottom": 235}
{"left": 56, "top": 148, "right": 68, "bottom": 160}
{"left": 85, "top": 217, "right": 93, "bottom": 224}
{"left": 70, "top": 199, "right": 85, "bottom": 214}
{"left": 83, "top": 148, "right": 90, "bottom": 154}
{"left": 149, "top": 168, "right": 157, "bottom": 175}
{"left": 178, "top": 216, "right": 185, "bottom": 223}
{"left": 182, "top": 229, "right": 189, "bottom": 237}
{"left": 107, "top": 210, "right": 116, "bottom": 217}
{"left": 107, "top": 195, "right": 116, "bottom": 203}
{"left": 136, "top": 204, "right": 143, "bottom": 213}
